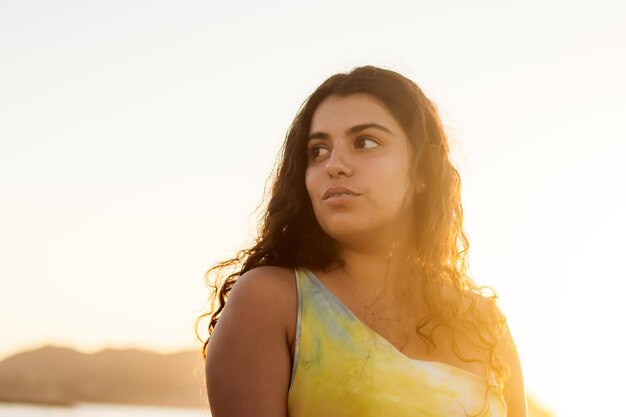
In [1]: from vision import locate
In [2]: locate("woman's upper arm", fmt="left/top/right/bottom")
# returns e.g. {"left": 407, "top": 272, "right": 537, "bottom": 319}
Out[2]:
{"left": 501, "top": 319, "right": 528, "bottom": 417}
{"left": 205, "top": 267, "right": 293, "bottom": 417}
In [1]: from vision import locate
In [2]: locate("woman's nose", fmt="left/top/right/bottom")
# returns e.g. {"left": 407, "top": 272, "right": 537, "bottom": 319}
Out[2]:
{"left": 325, "top": 147, "right": 353, "bottom": 177}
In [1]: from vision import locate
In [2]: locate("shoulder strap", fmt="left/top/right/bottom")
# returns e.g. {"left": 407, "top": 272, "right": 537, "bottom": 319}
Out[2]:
{"left": 289, "top": 268, "right": 303, "bottom": 388}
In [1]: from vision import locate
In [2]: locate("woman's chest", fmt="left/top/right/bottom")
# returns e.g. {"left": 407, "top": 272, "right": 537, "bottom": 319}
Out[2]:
{"left": 287, "top": 313, "right": 504, "bottom": 417}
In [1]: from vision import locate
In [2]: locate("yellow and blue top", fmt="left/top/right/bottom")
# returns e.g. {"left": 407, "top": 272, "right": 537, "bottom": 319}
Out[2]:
{"left": 287, "top": 267, "right": 507, "bottom": 417}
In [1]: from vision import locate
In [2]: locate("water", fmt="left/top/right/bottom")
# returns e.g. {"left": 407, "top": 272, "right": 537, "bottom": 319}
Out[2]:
{"left": 0, "top": 403, "right": 210, "bottom": 417}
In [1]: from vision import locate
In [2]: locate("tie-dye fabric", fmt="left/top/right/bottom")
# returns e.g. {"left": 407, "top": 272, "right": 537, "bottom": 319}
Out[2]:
{"left": 287, "top": 268, "right": 507, "bottom": 417}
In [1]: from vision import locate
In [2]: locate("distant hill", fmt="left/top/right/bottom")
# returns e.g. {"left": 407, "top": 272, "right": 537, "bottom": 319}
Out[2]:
{"left": 0, "top": 345, "right": 555, "bottom": 416}
{"left": 0, "top": 345, "right": 207, "bottom": 409}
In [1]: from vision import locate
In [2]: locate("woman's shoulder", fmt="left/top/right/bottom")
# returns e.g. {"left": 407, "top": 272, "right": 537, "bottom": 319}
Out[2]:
{"left": 230, "top": 266, "right": 298, "bottom": 337}
{"left": 458, "top": 286, "right": 504, "bottom": 320}
{"left": 232, "top": 266, "right": 296, "bottom": 301}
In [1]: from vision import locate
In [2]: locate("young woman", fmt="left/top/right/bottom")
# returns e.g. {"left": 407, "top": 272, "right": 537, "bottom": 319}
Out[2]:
{"left": 199, "top": 66, "right": 527, "bottom": 417}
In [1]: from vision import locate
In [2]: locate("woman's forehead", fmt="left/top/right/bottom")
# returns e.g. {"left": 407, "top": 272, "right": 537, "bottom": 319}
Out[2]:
{"left": 309, "top": 93, "right": 401, "bottom": 134}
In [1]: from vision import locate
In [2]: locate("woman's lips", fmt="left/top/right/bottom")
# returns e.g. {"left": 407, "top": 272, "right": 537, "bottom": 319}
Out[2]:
{"left": 322, "top": 186, "right": 360, "bottom": 200}
{"left": 321, "top": 186, "right": 361, "bottom": 207}
{"left": 323, "top": 192, "right": 359, "bottom": 206}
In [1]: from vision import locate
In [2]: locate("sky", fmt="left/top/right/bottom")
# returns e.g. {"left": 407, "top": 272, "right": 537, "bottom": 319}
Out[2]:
{"left": 1, "top": 1, "right": 625, "bottom": 416}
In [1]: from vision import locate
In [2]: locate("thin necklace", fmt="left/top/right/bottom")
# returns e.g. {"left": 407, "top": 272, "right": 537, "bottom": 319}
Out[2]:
{"left": 336, "top": 266, "right": 385, "bottom": 311}
{"left": 336, "top": 256, "right": 402, "bottom": 324}
{"left": 336, "top": 260, "right": 409, "bottom": 352}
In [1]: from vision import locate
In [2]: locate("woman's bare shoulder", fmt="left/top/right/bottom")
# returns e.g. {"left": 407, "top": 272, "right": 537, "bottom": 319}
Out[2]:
{"left": 237, "top": 265, "right": 296, "bottom": 285}
{"left": 463, "top": 290, "right": 527, "bottom": 416}
{"left": 231, "top": 266, "right": 298, "bottom": 336}
{"left": 461, "top": 289, "right": 502, "bottom": 319}
{"left": 234, "top": 266, "right": 297, "bottom": 305}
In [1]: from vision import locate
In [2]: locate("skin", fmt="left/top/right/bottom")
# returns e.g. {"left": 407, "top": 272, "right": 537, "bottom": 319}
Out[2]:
{"left": 205, "top": 265, "right": 295, "bottom": 417}
{"left": 305, "top": 93, "right": 413, "bottom": 258}
{"left": 205, "top": 93, "right": 528, "bottom": 417}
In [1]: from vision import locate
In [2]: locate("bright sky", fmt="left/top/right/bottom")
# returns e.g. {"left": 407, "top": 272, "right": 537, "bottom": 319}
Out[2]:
{"left": 1, "top": 1, "right": 624, "bottom": 416}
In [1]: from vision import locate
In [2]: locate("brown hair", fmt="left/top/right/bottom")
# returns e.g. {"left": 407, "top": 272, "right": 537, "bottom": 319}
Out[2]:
{"left": 196, "top": 66, "right": 510, "bottom": 402}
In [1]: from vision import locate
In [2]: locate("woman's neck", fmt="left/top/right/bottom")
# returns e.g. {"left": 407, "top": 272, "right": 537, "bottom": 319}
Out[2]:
{"left": 334, "top": 244, "right": 408, "bottom": 301}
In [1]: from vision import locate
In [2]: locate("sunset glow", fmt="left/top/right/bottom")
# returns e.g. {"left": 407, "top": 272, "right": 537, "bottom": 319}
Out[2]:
{"left": 1, "top": 2, "right": 625, "bottom": 416}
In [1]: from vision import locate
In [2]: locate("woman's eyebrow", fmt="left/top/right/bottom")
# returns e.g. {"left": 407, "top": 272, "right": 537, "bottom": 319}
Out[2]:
{"left": 308, "top": 123, "right": 393, "bottom": 141}
{"left": 347, "top": 123, "right": 393, "bottom": 135}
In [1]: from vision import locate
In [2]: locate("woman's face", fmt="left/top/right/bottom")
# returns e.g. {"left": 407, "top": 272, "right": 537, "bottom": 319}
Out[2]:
{"left": 305, "top": 93, "right": 413, "bottom": 252}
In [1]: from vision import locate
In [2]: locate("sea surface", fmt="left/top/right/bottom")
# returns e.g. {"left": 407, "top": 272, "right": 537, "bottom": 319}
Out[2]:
{"left": 0, "top": 403, "right": 210, "bottom": 417}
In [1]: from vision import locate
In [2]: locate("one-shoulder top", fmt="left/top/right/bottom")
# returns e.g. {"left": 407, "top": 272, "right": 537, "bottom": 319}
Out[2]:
{"left": 287, "top": 267, "right": 507, "bottom": 417}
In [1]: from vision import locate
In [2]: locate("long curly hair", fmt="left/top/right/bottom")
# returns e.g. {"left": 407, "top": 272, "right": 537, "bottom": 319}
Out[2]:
{"left": 196, "top": 66, "right": 510, "bottom": 402}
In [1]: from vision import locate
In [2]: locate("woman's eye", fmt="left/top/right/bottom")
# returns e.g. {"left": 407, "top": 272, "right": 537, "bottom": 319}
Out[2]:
{"left": 309, "top": 146, "right": 329, "bottom": 158}
{"left": 355, "top": 137, "right": 379, "bottom": 149}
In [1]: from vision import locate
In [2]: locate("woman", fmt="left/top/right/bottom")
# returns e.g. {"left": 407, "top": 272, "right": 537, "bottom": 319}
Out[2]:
{"left": 199, "top": 66, "right": 527, "bottom": 417}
